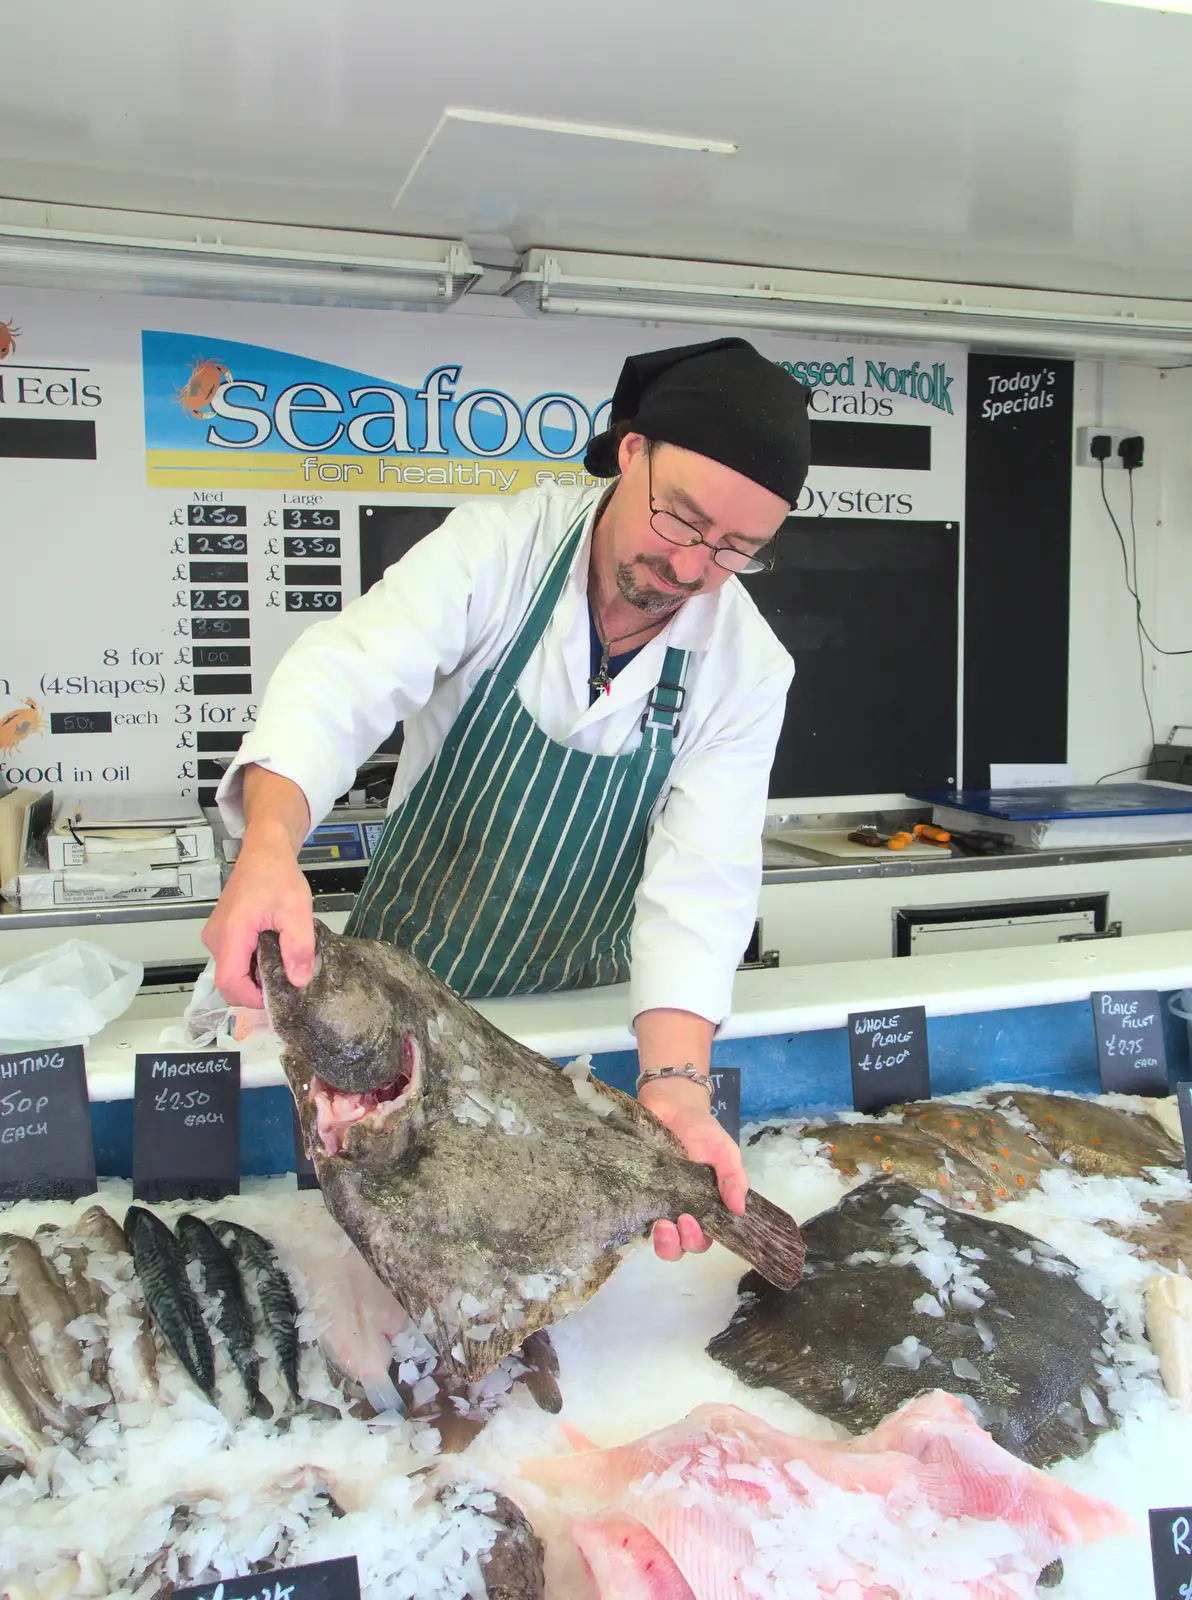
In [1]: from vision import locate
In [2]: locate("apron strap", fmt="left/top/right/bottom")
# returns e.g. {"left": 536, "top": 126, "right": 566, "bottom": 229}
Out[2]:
{"left": 641, "top": 646, "right": 691, "bottom": 747}
{"left": 497, "top": 499, "right": 593, "bottom": 681}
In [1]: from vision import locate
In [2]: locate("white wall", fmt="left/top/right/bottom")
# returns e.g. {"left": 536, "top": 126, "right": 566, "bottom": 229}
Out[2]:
{"left": 1068, "top": 361, "right": 1192, "bottom": 782}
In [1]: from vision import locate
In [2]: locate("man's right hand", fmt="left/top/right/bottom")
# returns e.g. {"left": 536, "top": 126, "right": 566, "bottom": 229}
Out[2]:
{"left": 201, "top": 767, "right": 316, "bottom": 1008}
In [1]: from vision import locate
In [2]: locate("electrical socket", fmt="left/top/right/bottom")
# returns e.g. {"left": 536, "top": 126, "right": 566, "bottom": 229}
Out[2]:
{"left": 1075, "top": 426, "right": 1142, "bottom": 468}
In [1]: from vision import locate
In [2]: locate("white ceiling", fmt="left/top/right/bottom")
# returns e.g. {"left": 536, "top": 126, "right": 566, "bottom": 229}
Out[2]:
{"left": 5, "top": 0, "right": 1192, "bottom": 298}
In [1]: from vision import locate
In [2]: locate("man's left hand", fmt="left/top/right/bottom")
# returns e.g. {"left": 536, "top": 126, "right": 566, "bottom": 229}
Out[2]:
{"left": 638, "top": 1078, "right": 749, "bottom": 1262}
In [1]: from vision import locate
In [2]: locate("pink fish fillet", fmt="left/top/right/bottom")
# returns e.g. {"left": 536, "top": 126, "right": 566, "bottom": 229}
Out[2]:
{"left": 522, "top": 1402, "right": 932, "bottom": 1508}
{"left": 572, "top": 1511, "right": 696, "bottom": 1599}
{"left": 856, "top": 1391, "right": 1134, "bottom": 1565}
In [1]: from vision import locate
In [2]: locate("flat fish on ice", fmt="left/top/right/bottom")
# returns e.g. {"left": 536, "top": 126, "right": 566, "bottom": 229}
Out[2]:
{"left": 258, "top": 921, "right": 805, "bottom": 1384}
{"left": 1000, "top": 1089, "right": 1184, "bottom": 1177}
{"left": 706, "top": 1177, "right": 1114, "bottom": 1465}
{"left": 795, "top": 1120, "right": 991, "bottom": 1203}
{"left": 894, "top": 1100, "right": 1057, "bottom": 1201}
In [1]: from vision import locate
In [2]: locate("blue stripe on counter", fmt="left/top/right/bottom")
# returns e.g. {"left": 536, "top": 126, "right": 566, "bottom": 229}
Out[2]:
{"left": 87, "top": 991, "right": 1192, "bottom": 1178}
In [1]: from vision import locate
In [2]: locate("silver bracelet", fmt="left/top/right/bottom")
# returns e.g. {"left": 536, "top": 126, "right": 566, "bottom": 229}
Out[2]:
{"left": 635, "top": 1065, "right": 714, "bottom": 1097}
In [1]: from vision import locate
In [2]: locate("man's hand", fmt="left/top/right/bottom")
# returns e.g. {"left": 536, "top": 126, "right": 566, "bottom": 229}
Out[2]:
{"left": 201, "top": 767, "right": 315, "bottom": 1007}
{"left": 638, "top": 1075, "right": 749, "bottom": 1263}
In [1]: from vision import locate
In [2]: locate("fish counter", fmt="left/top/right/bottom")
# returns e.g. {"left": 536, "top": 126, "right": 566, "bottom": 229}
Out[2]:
{"left": 1, "top": 928, "right": 1192, "bottom": 1597}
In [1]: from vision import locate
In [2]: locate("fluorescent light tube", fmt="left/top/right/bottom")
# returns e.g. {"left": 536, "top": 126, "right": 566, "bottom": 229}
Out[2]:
{"left": 509, "top": 250, "right": 1192, "bottom": 362}
{"left": 0, "top": 204, "right": 479, "bottom": 307}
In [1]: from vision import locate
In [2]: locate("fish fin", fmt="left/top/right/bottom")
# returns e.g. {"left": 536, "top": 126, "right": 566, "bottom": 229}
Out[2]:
{"left": 700, "top": 1190, "right": 806, "bottom": 1291}
{"left": 583, "top": 1078, "right": 690, "bottom": 1157}
{"left": 301, "top": 1397, "right": 341, "bottom": 1422}
{"left": 516, "top": 1327, "right": 562, "bottom": 1416}
{"left": 562, "top": 1421, "right": 599, "bottom": 1452}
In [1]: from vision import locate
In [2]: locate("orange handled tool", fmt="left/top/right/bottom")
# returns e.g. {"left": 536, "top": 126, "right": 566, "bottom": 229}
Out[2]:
{"left": 913, "top": 823, "right": 952, "bottom": 847}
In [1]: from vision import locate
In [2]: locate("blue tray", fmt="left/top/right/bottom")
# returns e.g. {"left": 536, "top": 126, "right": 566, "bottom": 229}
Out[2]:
{"left": 907, "top": 783, "right": 1192, "bottom": 822}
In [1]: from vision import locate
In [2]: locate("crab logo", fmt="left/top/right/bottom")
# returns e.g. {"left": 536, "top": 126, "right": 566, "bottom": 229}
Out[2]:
{"left": 177, "top": 357, "right": 232, "bottom": 421}
{"left": 0, "top": 697, "right": 45, "bottom": 751}
{"left": 0, "top": 320, "right": 21, "bottom": 361}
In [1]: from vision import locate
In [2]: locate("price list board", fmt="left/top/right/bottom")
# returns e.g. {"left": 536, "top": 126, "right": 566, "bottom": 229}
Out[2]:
{"left": 159, "top": 498, "right": 354, "bottom": 807}
{"left": 281, "top": 507, "right": 342, "bottom": 616}
{"left": 168, "top": 503, "right": 256, "bottom": 808}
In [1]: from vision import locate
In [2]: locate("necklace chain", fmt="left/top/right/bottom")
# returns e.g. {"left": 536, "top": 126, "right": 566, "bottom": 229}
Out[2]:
{"left": 589, "top": 605, "right": 660, "bottom": 693}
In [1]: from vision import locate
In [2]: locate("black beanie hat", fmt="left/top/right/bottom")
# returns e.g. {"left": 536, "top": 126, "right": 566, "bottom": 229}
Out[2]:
{"left": 584, "top": 336, "right": 811, "bottom": 505}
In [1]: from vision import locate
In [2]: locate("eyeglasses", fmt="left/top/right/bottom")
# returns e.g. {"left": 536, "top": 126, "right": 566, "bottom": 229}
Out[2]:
{"left": 647, "top": 445, "right": 775, "bottom": 575}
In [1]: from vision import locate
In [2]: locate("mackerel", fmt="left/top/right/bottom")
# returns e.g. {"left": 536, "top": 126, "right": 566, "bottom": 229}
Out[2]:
{"left": 176, "top": 1213, "right": 271, "bottom": 1419}
{"left": 124, "top": 1206, "right": 215, "bottom": 1402}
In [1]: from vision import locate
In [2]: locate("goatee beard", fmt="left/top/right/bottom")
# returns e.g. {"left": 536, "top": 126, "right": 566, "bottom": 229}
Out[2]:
{"left": 615, "top": 556, "right": 703, "bottom": 616}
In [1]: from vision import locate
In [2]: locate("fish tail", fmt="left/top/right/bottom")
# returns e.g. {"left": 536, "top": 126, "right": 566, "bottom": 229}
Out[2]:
{"left": 701, "top": 1191, "right": 806, "bottom": 1291}
{"left": 249, "top": 1390, "right": 273, "bottom": 1421}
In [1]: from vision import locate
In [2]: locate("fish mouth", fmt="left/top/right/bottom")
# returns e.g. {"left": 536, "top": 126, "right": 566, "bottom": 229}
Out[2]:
{"left": 309, "top": 1029, "right": 422, "bottom": 1159}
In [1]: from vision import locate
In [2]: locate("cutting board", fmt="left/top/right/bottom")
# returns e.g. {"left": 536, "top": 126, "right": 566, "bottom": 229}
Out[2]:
{"left": 770, "top": 828, "right": 946, "bottom": 861}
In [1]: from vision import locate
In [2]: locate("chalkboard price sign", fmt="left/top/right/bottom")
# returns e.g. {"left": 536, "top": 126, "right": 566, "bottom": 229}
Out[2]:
{"left": 0, "top": 1044, "right": 96, "bottom": 1202}
{"left": 283, "top": 508, "right": 341, "bottom": 531}
{"left": 285, "top": 590, "right": 342, "bottom": 612}
{"left": 187, "top": 504, "right": 247, "bottom": 527}
{"left": 291, "top": 1101, "right": 320, "bottom": 1191}
{"left": 1149, "top": 1505, "right": 1192, "bottom": 1599}
{"left": 848, "top": 1005, "right": 931, "bottom": 1114}
{"left": 173, "top": 1555, "right": 360, "bottom": 1600}
{"left": 133, "top": 1051, "right": 241, "bottom": 1203}
{"left": 1092, "top": 991, "right": 1168, "bottom": 1095}
{"left": 284, "top": 535, "right": 340, "bottom": 559}
{"left": 709, "top": 1066, "right": 741, "bottom": 1145}
{"left": 189, "top": 530, "right": 248, "bottom": 555}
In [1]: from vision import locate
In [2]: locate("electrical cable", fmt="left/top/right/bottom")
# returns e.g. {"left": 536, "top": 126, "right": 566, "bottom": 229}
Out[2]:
{"left": 1125, "top": 470, "right": 1192, "bottom": 654}
{"left": 1099, "top": 460, "right": 1156, "bottom": 752}
{"left": 1095, "top": 762, "right": 1156, "bottom": 784}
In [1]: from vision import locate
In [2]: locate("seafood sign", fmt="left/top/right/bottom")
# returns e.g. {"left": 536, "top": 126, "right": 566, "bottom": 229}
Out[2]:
{"left": 258, "top": 921, "right": 805, "bottom": 1384}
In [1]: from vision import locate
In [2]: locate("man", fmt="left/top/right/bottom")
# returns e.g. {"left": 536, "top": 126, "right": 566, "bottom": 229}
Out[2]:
{"left": 206, "top": 336, "right": 810, "bottom": 1263}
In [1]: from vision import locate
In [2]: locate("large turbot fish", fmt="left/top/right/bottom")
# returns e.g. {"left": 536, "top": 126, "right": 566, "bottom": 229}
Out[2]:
{"left": 998, "top": 1090, "right": 1185, "bottom": 1177}
{"left": 258, "top": 921, "right": 805, "bottom": 1383}
{"left": 707, "top": 1177, "right": 1114, "bottom": 1466}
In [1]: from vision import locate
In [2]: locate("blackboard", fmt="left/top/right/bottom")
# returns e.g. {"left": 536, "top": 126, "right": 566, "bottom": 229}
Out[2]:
{"left": 709, "top": 1066, "right": 741, "bottom": 1144}
{"left": 963, "top": 356, "right": 1074, "bottom": 789}
{"left": 739, "top": 519, "right": 960, "bottom": 796}
{"left": 360, "top": 506, "right": 960, "bottom": 796}
{"left": 0, "top": 1044, "right": 96, "bottom": 1202}
{"left": 1149, "top": 1505, "right": 1192, "bottom": 1600}
{"left": 174, "top": 1556, "right": 360, "bottom": 1600}
{"left": 1092, "top": 991, "right": 1168, "bottom": 1096}
{"left": 848, "top": 1005, "right": 931, "bottom": 1114}
{"left": 133, "top": 1051, "right": 241, "bottom": 1203}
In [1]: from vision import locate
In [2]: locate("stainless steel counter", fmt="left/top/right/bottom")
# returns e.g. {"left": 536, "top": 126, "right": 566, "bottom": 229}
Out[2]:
{"left": 760, "top": 833, "right": 1192, "bottom": 883}
{"left": 6, "top": 836, "right": 1192, "bottom": 933}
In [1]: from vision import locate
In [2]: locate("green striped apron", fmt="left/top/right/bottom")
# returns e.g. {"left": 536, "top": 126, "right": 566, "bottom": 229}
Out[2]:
{"left": 345, "top": 504, "right": 690, "bottom": 998}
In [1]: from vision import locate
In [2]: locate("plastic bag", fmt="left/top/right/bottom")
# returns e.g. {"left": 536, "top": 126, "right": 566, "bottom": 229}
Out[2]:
{"left": 179, "top": 957, "right": 270, "bottom": 1046}
{"left": 0, "top": 940, "right": 142, "bottom": 1046}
